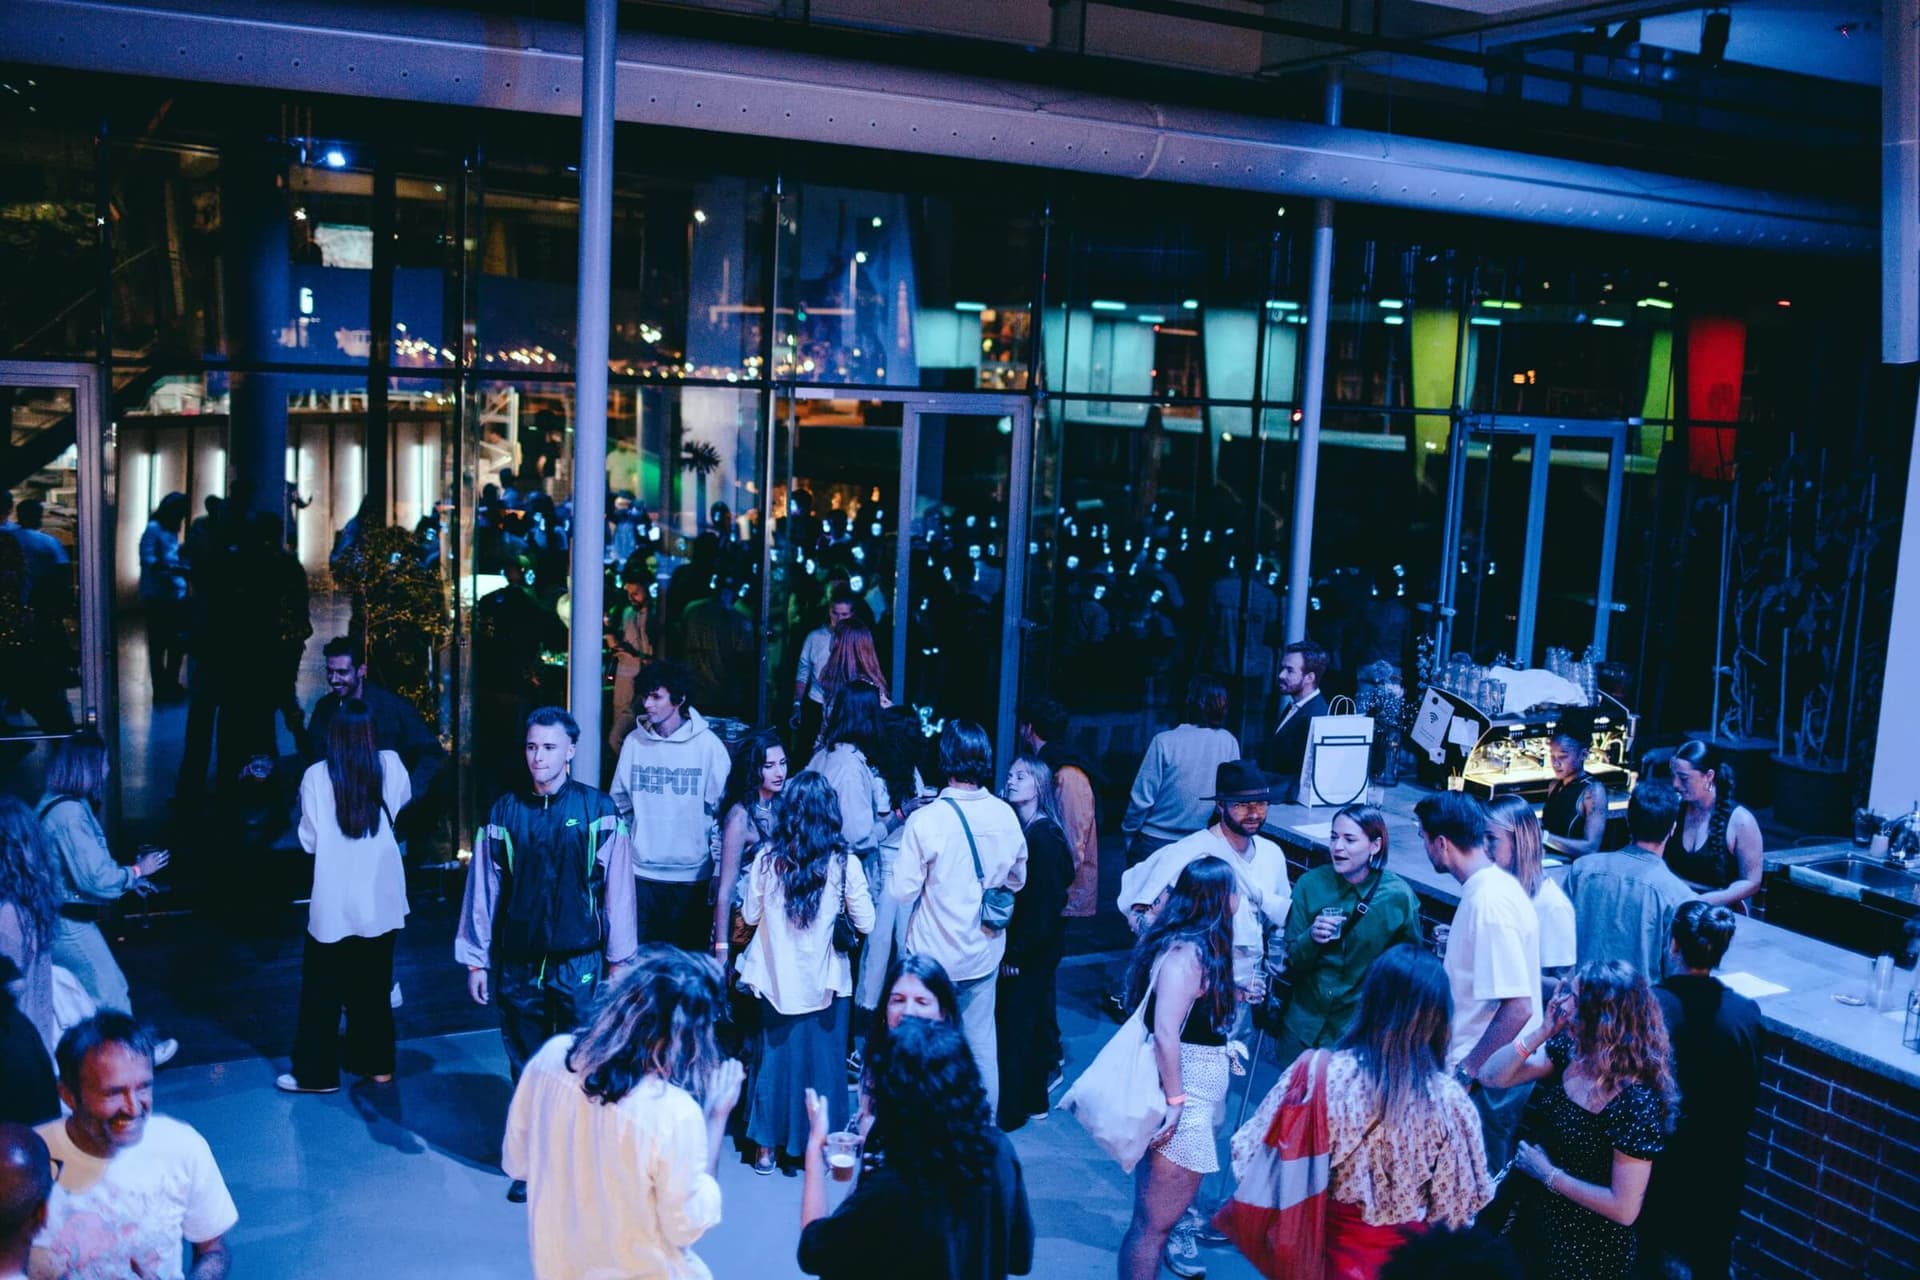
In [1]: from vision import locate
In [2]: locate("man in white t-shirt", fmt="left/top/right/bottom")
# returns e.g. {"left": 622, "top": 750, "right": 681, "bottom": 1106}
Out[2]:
{"left": 31, "top": 1014, "right": 237, "bottom": 1280}
{"left": 1119, "top": 760, "right": 1293, "bottom": 992}
{"left": 891, "top": 720, "right": 1028, "bottom": 1113}
{"left": 1417, "top": 790, "right": 1541, "bottom": 1175}
{"left": 0, "top": 1124, "right": 52, "bottom": 1280}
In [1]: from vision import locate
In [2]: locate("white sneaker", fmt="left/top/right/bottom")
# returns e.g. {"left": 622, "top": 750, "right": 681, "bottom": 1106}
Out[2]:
{"left": 390, "top": 982, "right": 404, "bottom": 1009}
{"left": 1163, "top": 1229, "right": 1206, "bottom": 1278}
{"left": 152, "top": 1038, "right": 179, "bottom": 1068}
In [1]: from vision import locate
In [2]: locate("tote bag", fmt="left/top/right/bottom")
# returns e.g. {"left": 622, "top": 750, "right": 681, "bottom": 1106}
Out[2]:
{"left": 1300, "top": 696, "right": 1374, "bottom": 808}
{"left": 1060, "top": 957, "right": 1168, "bottom": 1174}
{"left": 1214, "top": 1049, "right": 1332, "bottom": 1279}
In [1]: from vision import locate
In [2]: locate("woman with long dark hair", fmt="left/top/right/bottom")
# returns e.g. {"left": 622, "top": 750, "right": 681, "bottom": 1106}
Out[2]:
{"left": 995, "top": 753, "right": 1073, "bottom": 1131}
{"left": 1274, "top": 804, "right": 1424, "bottom": 1068}
{"left": 503, "top": 946, "right": 746, "bottom": 1279}
{"left": 138, "top": 490, "right": 191, "bottom": 699}
{"left": 0, "top": 794, "right": 59, "bottom": 1055}
{"left": 855, "top": 953, "right": 964, "bottom": 1156}
{"left": 1118, "top": 856, "right": 1239, "bottom": 1280}
{"left": 1243, "top": 944, "right": 1494, "bottom": 1279}
{"left": 739, "top": 771, "right": 876, "bottom": 1173}
{"left": 807, "top": 681, "right": 890, "bottom": 855}
{"left": 1667, "top": 740, "right": 1764, "bottom": 910}
{"left": 1479, "top": 960, "right": 1677, "bottom": 1280}
{"left": 278, "top": 698, "right": 412, "bottom": 1093}
{"left": 37, "top": 730, "right": 172, "bottom": 1060}
{"left": 711, "top": 728, "right": 789, "bottom": 967}
{"left": 799, "top": 1017, "right": 1034, "bottom": 1280}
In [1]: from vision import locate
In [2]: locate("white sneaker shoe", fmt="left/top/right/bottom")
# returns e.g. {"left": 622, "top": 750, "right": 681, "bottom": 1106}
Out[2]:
{"left": 1163, "top": 1229, "right": 1206, "bottom": 1279}
{"left": 390, "top": 982, "right": 403, "bottom": 1009}
{"left": 152, "top": 1038, "right": 179, "bottom": 1067}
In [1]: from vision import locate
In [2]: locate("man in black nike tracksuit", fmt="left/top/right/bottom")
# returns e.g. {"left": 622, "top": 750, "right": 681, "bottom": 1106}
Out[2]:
{"left": 455, "top": 705, "right": 636, "bottom": 1201}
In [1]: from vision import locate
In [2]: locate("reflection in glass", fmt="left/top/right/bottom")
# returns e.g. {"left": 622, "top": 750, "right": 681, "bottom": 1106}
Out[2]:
{"left": 0, "top": 384, "right": 82, "bottom": 734}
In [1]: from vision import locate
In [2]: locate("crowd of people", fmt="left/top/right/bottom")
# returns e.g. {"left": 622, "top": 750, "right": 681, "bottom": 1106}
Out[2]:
{"left": 0, "top": 539, "right": 1771, "bottom": 1280}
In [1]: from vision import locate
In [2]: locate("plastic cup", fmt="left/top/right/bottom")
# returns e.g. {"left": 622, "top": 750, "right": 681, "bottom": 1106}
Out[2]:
{"left": 826, "top": 1132, "right": 861, "bottom": 1184}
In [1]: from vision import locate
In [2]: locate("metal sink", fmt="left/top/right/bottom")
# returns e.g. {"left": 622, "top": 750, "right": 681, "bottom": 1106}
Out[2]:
{"left": 1792, "top": 856, "right": 1920, "bottom": 903}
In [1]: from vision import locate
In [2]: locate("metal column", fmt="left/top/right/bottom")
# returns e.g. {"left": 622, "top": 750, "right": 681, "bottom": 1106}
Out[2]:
{"left": 568, "top": 0, "right": 616, "bottom": 781}
{"left": 1284, "top": 73, "right": 1341, "bottom": 641}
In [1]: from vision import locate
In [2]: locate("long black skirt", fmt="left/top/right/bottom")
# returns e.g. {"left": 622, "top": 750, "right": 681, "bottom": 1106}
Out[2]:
{"left": 746, "top": 994, "right": 850, "bottom": 1158}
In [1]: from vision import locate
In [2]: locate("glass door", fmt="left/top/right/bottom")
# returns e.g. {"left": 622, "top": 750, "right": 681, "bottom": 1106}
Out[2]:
{"left": 1443, "top": 416, "right": 1626, "bottom": 668}
{"left": 899, "top": 404, "right": 1031, "bottom": 769}
{"left": 775, "top": 392, "right": 1031, "bottom": 768}
{"left": 0, "top": 361, "right": 105, "bottom": 747}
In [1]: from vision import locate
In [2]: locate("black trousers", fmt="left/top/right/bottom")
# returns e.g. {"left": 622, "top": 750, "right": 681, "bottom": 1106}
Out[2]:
{"left": 995, "top": 951, "right": 1063, "bottom": 1130}
{"left": 634, "top": 877, "right": 712, "bottom": 951}
{"left": 291, "top": 931, "right": 398, "bottom": 1089}
{"left": 495, "top": 950, "right": 602, "bottom": 1082}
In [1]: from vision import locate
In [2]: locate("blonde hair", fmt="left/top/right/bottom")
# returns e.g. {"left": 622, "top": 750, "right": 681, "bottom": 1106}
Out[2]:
{"left": 1486, "top": 793, "right": 1545, "bottom": 898}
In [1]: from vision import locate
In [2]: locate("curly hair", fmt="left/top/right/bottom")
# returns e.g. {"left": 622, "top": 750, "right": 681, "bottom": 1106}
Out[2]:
{"left": 1125, "top": 856, "right": 1237, "bottom": 1035}
{"left": 766, "top": 771, "right": 848, "bottom": 930}
{"left": 566, "top": 946, "right": 728, "bottom": 1107}
{"left": 1566, "top": 959, "right": 1678, "bottom": 1133}
{"left": 865, "top": 1016, "right": 996, "bottom": 1200}
{"left": 0, "top": 794, "right": 57, "bottom": 956}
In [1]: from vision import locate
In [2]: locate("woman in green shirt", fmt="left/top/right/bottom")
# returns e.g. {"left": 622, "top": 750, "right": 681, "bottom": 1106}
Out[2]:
{"left": 1273, "top": 804, "right": 1423, "bottom": 1068}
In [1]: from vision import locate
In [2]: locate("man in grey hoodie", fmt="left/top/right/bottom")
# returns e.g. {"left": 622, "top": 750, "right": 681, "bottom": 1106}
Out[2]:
{"left": 610, "top": 660, "right": 733, "bottom": 950}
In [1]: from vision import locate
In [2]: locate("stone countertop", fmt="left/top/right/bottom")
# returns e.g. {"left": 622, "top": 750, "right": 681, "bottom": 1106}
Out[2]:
{"left": 1261, "top": 788, "right": 1920, "bottom": 1091}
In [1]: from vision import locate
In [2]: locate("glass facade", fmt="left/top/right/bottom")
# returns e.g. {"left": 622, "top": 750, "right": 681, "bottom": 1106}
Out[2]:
{"left": 0, "top": 66, "right": 1889, "bottom": 854}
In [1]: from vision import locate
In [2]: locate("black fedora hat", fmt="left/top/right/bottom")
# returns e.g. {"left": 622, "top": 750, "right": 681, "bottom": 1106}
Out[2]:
{"left": 1201, "top": 760, "right": 1280, "bottom": 803}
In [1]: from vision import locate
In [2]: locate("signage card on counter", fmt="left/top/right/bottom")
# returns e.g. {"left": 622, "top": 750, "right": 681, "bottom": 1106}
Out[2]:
{"left": 1718, "top": 971, "right": 1789, "bottom": 999}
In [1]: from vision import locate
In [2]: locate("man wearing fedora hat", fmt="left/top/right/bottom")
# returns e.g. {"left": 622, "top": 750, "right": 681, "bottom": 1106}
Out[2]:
{"left": 1116, "top": 758, "right": 1293, "bottom": 1270}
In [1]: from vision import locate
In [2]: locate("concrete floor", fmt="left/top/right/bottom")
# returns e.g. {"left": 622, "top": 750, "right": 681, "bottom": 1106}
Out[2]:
{"left": 156, "top": 955, "right": 1267, "bottom": 1280}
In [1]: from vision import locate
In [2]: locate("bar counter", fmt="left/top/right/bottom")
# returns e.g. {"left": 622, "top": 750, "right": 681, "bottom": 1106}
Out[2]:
{"left": 1262, "top": 786, "right": 1920, "bottom": 1280}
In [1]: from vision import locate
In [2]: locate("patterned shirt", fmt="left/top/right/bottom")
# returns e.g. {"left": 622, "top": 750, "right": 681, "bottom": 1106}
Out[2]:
{"left": 1322, "top": 1050, "right": 1494, "bottom": 1228}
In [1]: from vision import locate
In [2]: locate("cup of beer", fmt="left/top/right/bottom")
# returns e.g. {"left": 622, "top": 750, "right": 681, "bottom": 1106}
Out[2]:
{"left": 826, "top": 1131, "right": 862, "bottom": 1184}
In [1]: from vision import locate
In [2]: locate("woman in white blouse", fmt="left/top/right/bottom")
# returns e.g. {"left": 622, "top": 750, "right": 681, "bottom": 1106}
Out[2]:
{"left": 279, "top": 698, "right": 411, "bottom": 1094}
{"left": 1235, "top": 944, "right": 1493, "bottom": 1279}
{"left": 738, "top": 771, "right": 875, "bottom": 1175}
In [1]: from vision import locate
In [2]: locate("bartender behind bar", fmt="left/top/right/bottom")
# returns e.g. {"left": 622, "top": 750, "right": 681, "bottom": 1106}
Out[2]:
{"left": 1539, "top": 707, "right": 1607, "bottom": 858}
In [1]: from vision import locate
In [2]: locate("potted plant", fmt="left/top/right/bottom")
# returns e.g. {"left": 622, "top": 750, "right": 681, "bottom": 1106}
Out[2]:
{"left": 1355, "top": 659, "right": 1409, "bottom": 787}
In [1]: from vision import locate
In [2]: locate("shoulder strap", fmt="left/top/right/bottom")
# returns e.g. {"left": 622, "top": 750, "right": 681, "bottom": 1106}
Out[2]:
{"left": 941, "top": 796, "right": 985, "bottom": 884}
{"left": 1351, "top": 867, "right": 1390, "bottom": 919}
{"left": 37, "top": 794, "right": 81, "bottom": 820}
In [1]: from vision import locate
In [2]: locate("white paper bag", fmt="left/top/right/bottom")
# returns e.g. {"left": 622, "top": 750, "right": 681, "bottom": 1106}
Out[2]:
{"left": 1299, "top": 712, "right": 1374, "bottom": 808}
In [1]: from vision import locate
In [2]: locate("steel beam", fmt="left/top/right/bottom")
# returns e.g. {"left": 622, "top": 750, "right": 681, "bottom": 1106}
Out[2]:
{"left": 0, "top": 0, "right": 1872, "bottom": 252}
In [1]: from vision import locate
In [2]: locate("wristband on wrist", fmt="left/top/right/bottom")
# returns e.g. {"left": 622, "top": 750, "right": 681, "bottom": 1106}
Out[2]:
{"left": 1514, "top": 1032, "right": 1535, "bottom": 1058}
{"left": 1165, "top": 1094, "right": 1187, "bottom": 1107}
{"left": 1545, "top": 1167, "right": 1561, "bottom": 1195}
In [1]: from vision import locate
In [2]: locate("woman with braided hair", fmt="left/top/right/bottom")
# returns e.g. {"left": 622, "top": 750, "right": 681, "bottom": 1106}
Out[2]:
{"left": 1665, "top": 740, "right": 1763, "bottom": 911}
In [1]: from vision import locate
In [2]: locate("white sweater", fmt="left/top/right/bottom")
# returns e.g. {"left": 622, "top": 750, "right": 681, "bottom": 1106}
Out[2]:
{"left": 504, "top": 1036, "right": 722, "bottom": 1280}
